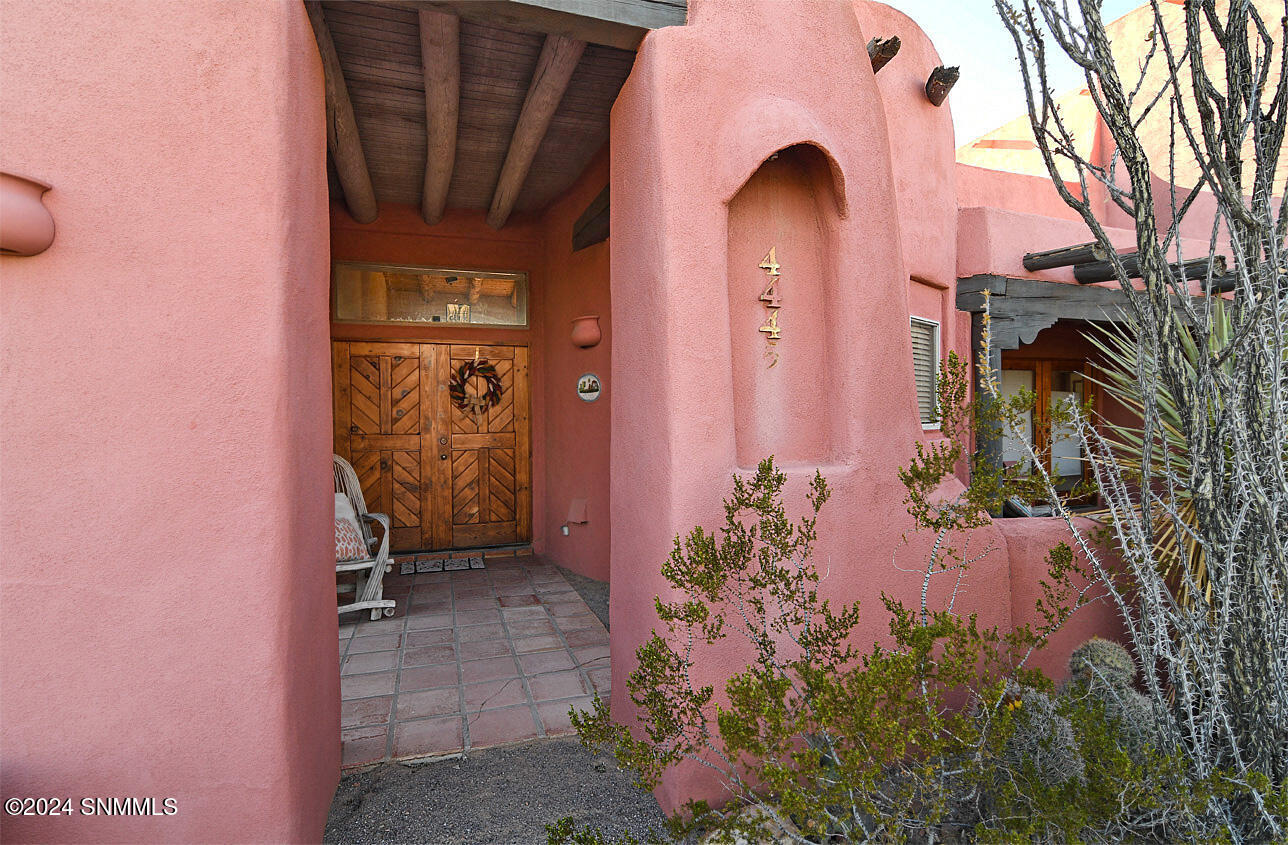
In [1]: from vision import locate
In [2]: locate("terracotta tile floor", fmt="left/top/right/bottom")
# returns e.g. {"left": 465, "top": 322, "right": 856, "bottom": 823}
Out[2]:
{"left": 337, "top": 555, "right": 610, "bottom": 767}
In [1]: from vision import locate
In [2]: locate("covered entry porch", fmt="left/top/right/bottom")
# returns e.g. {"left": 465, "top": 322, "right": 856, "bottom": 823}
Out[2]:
{"left": 313, "top": 0, "right": 657, "bottom": 576}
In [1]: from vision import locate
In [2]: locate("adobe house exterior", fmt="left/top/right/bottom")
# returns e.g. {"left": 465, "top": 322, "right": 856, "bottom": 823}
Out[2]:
{"left": 0, "top": 0, "right": 1192, "bottom": 840}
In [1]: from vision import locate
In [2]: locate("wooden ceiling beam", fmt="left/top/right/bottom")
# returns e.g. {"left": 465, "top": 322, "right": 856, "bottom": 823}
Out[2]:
{"left": 306, "top": 2, "right": 379, "bottom": 224}
{"left": 418, "top": 8, "right": 460, "bottom": 225}
{"left": 486, "top": 34, "right": 585, "bottom": 229}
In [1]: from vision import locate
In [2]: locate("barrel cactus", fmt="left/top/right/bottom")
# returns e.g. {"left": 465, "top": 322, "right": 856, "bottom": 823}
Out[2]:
{"left": 1068, "top": 637, "right": 1136, "bottom": 687}
{"left": 1063, "top": 638, "right": 1159, "bottom": 762}
{"left": 998, "top": 682, "right": 1086, "bottom": 788}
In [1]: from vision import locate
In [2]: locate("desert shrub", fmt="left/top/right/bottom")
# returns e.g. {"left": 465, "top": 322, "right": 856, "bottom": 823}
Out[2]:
{"left": 550, "top": 356, "right": 1281, "bottom": 844}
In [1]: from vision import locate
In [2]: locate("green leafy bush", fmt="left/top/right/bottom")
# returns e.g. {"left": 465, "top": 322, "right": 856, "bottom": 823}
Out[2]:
{"left": 551, "top": 356, "right": 1280, "bottom": 843}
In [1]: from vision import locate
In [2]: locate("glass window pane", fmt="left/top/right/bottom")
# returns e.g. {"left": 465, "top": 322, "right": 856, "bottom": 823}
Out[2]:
{"left": 1051, "top": 369, "right": 1086, "bottom": 482}
{"left": 332, "top": 263, "right": 528, "bottom": 328}
{"left": 1000, "top": 369, "right": 1034, "bottom": 470}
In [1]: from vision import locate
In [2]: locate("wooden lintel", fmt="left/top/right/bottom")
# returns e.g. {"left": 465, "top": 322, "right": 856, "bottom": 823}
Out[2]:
{"left": 957, "top": 274, "right": 1130, "bottom": 349}
{"left": 1022, "top": 241, "right": 1109, "bottom": 271}
{"left": 306, "top": 2, "right": 378, "bottom": 224}
{"left": 486, "top": 34, "right": 586, "bottom": 230}
{"left": 419, "top": 8, "right": 460, "bottom": 226}
{"left": 955, "top": 273, "right": 1209, "bottom": 349}
{"left": 419, "top": 0, "right": 684, "bottom": 50}
{"left": 572, "top": 185, "right": 609, "bottom": 251}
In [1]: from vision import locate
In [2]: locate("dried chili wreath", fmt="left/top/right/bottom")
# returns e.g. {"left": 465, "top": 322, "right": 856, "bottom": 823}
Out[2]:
{"left": 449, "top": 358, "right": 503, "bottom": 416}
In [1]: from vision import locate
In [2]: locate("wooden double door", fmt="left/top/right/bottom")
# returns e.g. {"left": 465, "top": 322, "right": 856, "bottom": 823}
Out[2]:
{"left": 332, "top": 341, "right": 531, "bottom": 552}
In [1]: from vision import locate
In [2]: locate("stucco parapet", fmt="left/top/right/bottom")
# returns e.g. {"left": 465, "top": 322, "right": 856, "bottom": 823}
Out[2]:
{"left": 956, "top": 205, "right": 1138, "bottom": 283}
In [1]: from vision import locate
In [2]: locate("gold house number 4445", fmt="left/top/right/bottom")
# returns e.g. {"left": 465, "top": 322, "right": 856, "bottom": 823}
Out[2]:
{"left": 758, "top": 247, "right": 782, "bottom": 367}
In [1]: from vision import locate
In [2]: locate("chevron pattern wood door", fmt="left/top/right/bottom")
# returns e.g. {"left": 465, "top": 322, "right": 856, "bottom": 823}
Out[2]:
{"left": 441, "top": 344, "right": 532, "bottom": 548}
{"left": 333, "top": 341, "right": 531, "bottom": 551}
{"left": 333, "top": 342, "right": 428, "bottom": 552}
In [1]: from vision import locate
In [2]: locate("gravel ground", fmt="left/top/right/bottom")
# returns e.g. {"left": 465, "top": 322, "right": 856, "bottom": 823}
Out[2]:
{"left": 325, "top": 737, "right": 668, "bottom": 844}
{"left": 555, "top": 566, "right": 609, "bottom": 631}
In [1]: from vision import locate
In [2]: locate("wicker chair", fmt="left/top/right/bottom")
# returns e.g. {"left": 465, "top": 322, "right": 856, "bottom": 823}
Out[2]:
{"left": 334, "top": 454, "right": 397, "bottom": 620}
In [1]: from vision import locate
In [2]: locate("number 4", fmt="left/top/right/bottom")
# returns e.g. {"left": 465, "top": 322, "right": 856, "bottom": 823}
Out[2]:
{"left": 758, "top": 247, "right": 780, "bottom": 276}
{"left": 759, "top": 277, "right": 781, "bottom": 308}
{"left": 758, "top": 309, "right": 781, "bottom": 340}
{"left": 759, "top": 247, "right": 782, "bottom": 306}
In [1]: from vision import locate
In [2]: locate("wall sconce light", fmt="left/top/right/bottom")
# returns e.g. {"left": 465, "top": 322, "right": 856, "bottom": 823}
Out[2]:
{"left": 0, "top": 172, "right": 55, "bottom": 256}
{"left": 570, "top": 315, "right": 601, "bottom": 349}
{"left": 925, "top": 66, "right": 960, "bottom": 107}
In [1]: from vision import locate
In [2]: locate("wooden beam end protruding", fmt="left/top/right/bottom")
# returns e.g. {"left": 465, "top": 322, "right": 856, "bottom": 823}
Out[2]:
{"left": 486, "top": 33, "right": 586, "bottom": 230}
{"left": 1022, "top": 241, "right": 1110, "bottom": 272}
{"left": 867, "top": 36, "right": 901, "bottom": 74}
{"left": 306, "top": 1, "right": 378, "bottom": 224}
{"left": 419, "top": 7, "right": 461, "bottom": 226}
{"left": 925, "top": 65, "right": 959, "bottom": 107}
{"left": 1073, "top": 254, "right": 1227, "bottom": 285}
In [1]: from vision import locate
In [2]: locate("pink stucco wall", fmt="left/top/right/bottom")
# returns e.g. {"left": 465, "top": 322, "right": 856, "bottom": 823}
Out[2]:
{"left": 857, "top": 0, "right": 972, "bottom": 477}
{"left": 956, "top": 163, "right": 1085, "bottom": 222}
{"left": 997, "top": 518, "right": 1127, "bottom": 680}
{"left": 540, "top": 150, "right": 613, "bottom": 581}
{"left": 609, "top": 0, "right": 1028, "bottom": 811}
{"left": 0, "top": 3, "right": 337, "bottom": 841}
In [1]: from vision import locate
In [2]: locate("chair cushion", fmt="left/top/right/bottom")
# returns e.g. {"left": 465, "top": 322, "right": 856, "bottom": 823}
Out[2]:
{"left": 336, "top": 492, "right": 360, "bottom": 525}
{"left": 336, "top": 517, "right": 368, "bottom": 562}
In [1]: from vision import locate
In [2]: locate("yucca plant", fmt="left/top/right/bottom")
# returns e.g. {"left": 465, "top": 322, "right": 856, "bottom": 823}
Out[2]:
{"left": 1083, "top": 298, "right": 1234, "bottom": 609}
{"left": 995, "top": 0, "right": 1288, "bottom": 835}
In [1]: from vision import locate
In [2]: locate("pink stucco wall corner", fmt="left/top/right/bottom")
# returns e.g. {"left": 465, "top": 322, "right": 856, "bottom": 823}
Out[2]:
{"left": 0, "top": 3, "right": 337, "bottom": 841}
{"left": 609, "top": 0, "right": 1019, "bottom": 813}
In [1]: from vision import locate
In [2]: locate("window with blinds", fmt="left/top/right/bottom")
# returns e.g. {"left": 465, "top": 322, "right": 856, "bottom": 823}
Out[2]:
{"left": 910, "top": 317, "right": 940, "bottom": 428}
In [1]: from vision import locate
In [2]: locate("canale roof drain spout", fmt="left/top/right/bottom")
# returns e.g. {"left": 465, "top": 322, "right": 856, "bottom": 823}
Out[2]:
{"left": 0, "top": 172, "right": 55, "bottom": 256}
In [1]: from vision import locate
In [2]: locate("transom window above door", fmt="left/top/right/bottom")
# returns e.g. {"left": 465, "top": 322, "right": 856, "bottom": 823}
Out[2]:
{"left": 333, "top": 262, "right": 529, "bottom": 328}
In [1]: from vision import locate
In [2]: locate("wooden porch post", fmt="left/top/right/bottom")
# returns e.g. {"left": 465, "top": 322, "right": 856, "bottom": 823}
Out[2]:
{"left": 972, "top": 311, "right": 1003, "bottom": 502}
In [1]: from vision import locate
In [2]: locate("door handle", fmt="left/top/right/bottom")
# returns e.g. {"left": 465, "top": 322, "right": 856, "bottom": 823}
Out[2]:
{"left": 440, "top": 454, "right": 448, "bottom": 460}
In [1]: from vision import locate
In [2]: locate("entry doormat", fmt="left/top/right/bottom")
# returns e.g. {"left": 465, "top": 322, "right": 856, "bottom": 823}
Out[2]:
{"left": 396, "top": 555, "right": 485, "bottom": 575}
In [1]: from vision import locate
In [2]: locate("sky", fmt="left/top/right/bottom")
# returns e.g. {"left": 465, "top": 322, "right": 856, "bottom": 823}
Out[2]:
{"left": 881, "top": 0, "right": 1142, "bottom": 146}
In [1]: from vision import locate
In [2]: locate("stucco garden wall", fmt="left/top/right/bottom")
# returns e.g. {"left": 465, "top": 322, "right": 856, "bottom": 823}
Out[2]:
{"left": 0, "top": 2, "right": 337, "bottom": 841}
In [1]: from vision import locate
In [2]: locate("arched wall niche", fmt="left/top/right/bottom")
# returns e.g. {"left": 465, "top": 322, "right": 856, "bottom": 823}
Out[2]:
{"left": 715, "top": 97, "right": 850, "bottom": 219}
{"left": 727, "top": 143, "right": 842, "bottom": 467}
